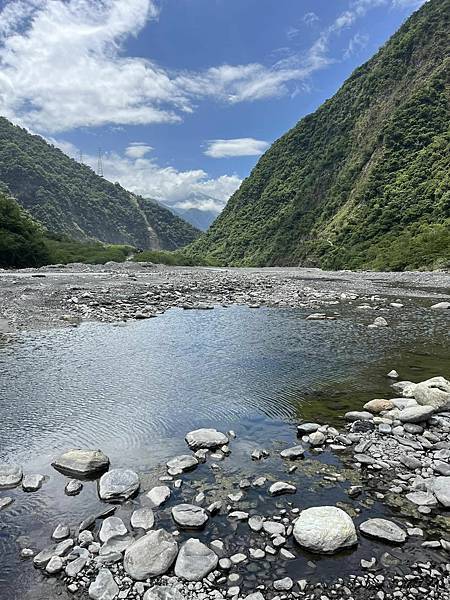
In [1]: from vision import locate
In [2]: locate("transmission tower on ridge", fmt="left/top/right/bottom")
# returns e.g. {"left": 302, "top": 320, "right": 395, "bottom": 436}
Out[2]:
{"left": 97, "top": 148, "right": 104, "bottom": 177}
{"left": 77, "top": 150, "right": 83, "bottom": 164}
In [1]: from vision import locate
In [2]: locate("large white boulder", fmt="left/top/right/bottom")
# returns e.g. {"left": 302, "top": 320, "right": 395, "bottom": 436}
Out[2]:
{"left": 429, "top": 476, "right": 450, "bottom": 508}
{"left": 98, "top": 469, "right": 140, "bottom": 502}
{"left": 124, "top": 529, "right": 178, "bottom": 580}
{"left": 414, "top": 377, "right": 450, "bottom": 411}
{"left": 293, "top": 506, "right": 357, "bottom": 554}
{"left": 0, "top": 464, "right": 23, "bottom": 488}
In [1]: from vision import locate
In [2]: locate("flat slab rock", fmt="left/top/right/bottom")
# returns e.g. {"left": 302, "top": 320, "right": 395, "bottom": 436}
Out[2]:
{"left": 398, "top": 405, "right": 435, "bottom": 423}
{"left": 146, "top": 485, "right": 171, "bottom": 508}
{"left": 98, "top": 469, "right": 140, "bottom": 502}
{"left": 0, "top": 464, "right": 23, "bottom": 488}
{"left": 174, "top": 538, "right": 218, "bottom": 581}
{"left": 52, "top": 449, "right": 110, "bottom": 477}
{"left": 124, "top": 529, "right": 178, "bottom": 580}
{"left": 359, "top": 518, "right": 406, "bottom": 543}
{"left": 293, "top": 506, "right": 357, "bottom": 554}
{"left": 172, "top": 504, "right": 209, "bottom": 528}
{"left": 185, "top": 428, "right": 228, "bottom": 450}
{"left": 280, "top": 445, "right": 305, "bottom": 459}
{"left": 166, "top": 455, "right": 198, "bottom": 473}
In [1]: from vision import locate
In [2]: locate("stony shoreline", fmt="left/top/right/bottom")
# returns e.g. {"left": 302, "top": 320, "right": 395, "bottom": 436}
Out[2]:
{"left": 0, "top": 263, "right": 449, "bottom": 332}
{"left": 1, "top": 374, "right": 450, "bottom": 600}
{"left": 1, "top": 264, "right": 449, "bottom": 600}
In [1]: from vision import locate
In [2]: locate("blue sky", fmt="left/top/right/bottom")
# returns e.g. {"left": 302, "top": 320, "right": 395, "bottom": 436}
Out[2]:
{"left": 0, "top": 0, "right": 427, "bottom": 213}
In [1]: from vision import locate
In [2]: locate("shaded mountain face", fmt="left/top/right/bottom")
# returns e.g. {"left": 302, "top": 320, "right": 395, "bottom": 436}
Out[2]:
{"left": 187, "top": 0, "right": 450, "bottom": 270}
{"left": 0, "top": 118, "right": 200, "bottom": 250}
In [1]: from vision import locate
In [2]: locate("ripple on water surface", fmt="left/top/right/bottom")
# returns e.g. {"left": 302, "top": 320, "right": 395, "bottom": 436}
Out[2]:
{"left": 0, "top": 304, "right": 449, "bottom": 598}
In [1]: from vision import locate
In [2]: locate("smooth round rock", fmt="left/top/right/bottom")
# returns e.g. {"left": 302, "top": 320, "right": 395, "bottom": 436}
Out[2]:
{"left": 174, "top": 538, "right": 218, "bottom": 581}
{"left": 52, "top": 449, "right": 110, "bottom": 477}
{"left": 171, "top": 504, "right": 208, "bottom": 529}
{"left": 99, "top": 517, "right": 127, "bottom": 543}
{"left": 131, "top": 507, "right": 155, "bottom": 530}
{"left": 124, "top": 529, "right": 178, "bottom": 580}
{"left": 185, "top": 428, "right": 228, "bottom": 450}
{"left": 98, "top": 469, "right": 139, "bottom": 502}
{"left": 359, "top": 518, "right": 406, "bottom": 543}
{"left": 398, "top": 405, "right": 435, "bottom": 423}
{"left": 22, "top": 474, "right": 44, "bottom": 492}
{"left": 0, "top": 464, "right": 23, "bottom": 488}
{"left": 293, "top": 506, "right": 358, "bottom": 554}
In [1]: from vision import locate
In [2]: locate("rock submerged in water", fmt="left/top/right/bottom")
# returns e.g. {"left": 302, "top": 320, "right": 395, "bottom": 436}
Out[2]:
{"left": 124, "top": 529, "right": 178, "bottom": 580}
{"left": 98, "top": 469, "right": 140, "bottom": 502}
{"left": 293, "top": 506, "right": 357, "bottom": 554}
{"left": 174, "top": 538, "right": 218, "bottom": 581}
{"left": 52, "top": 449, "right": 110, "bottom": 477}
{"left": 166, "top": 455, "right": 198, "bottom": 473}
{"left": 0, "top": 464, "right": 23, "bottom": 488}
{"left": 185, "top": 428, "right": 228, "bottom": 450}
{"left": 359, "top": 518, "right": 406, "bottom": 543}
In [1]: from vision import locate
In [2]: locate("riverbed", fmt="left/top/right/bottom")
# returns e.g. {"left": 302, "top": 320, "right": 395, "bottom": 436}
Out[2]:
{"left": 0, "top": 266, "right": 449, "bottom": 600}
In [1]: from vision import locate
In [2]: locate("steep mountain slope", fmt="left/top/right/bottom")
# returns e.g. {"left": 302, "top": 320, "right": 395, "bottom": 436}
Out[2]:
{"left": 188, "top": 0, "right": 450, "bottom": 270}
{"left": 0, "top": 118, "right": 200, "bottom": 250}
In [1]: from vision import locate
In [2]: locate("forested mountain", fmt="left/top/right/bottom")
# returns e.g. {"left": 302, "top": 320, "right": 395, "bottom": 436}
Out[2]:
{"left": 187, "top": 0, "right": 450, "bottom": 270}
{"left": 0, "top": 118, "right": 200, "bottom": 250}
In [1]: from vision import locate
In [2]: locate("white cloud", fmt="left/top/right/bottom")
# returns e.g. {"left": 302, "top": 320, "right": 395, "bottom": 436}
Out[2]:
{"left": 52, "top": 138, "right": 241, "bottom": 213}
{"left": 303, "top": 12, "right": 319, "bottom": 26}
{"left": 343, "top": 32, "right": 369, "bottom": 58}
{"left": 205, "top": 138, "right": 270, "bottom": 158}
{"left": 125, "top": 143, "right": 153, "bottom": 159}
{"left": 0, "top": 0, "right": 427, "bottom": 134}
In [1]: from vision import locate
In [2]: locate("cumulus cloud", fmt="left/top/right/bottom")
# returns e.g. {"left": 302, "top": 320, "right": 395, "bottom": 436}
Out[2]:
{"left": 51, "top": 138, "right": 241, "bottom": 213}
{"left": 125, "top": 143, "right": 153, "bottom": 159}
{"left": 0, "top": 0, "right": 426, "bottom": 134}
{"left": 205, "top": 138, "right": 270, "bottom": 158}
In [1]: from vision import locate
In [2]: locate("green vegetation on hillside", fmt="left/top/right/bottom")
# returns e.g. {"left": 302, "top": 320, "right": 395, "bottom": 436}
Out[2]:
{"left": 187, "top": 0, "right": 450, "bottom": 270}
{"left": 0, "top": 118, "right": 200, "bottom": 250}
{"left": 0, "top": 190, "right": 50, "bottom": 268}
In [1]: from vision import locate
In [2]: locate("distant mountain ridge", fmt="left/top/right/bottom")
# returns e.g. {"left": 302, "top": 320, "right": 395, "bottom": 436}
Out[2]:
{"left": 0, "top": 117, "right": 200, "bottom": 250}
{"left": 187, "top": 0, "right": 450, "bottom": 270}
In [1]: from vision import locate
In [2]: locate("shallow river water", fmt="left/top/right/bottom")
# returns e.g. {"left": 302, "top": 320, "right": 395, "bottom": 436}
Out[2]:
{"left": 0, "top": 303, "right": 449, "bottom": 599}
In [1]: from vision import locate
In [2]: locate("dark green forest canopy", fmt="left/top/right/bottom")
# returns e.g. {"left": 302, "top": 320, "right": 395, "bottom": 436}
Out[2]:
{"left": 0, "top": 118, "right": 200, "bottom": 251}
{"left": 187, "top": 0, "right": 450, "bottom": 271}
